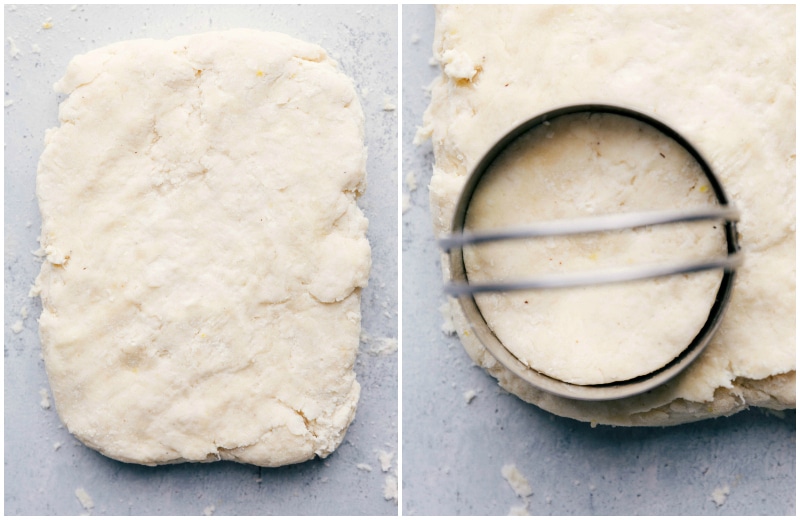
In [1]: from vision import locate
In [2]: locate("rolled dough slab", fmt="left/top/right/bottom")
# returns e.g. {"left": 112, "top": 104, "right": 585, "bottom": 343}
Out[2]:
{"left": 35, "top": 29, "right": 370, "bottom": 466}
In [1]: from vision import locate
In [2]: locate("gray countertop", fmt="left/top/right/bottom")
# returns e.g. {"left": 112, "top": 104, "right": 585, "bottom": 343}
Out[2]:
{"left": 4, "top": 4, "right": 397, "bottom": 516}
{"left": 400, "top": 4, "right": 795, "bottom": 516}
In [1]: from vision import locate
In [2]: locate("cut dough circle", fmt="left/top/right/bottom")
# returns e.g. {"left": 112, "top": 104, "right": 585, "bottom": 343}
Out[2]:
{"left": 36, "top": 29, "right": 370, "bottom": 466}
{"left": 463, "top": 112, "right": 725, "bottom": 385}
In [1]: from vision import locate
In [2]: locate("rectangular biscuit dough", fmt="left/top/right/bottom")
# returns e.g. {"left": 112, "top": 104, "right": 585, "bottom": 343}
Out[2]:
{"left": 35, "top": 29, "right": 370, "bottom": 466}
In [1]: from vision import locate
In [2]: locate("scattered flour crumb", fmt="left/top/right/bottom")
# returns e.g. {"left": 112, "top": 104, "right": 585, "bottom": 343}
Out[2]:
{"left": 439, "top": 301, "right": 456, "bottom": 335}
{"left": 383, "top": 474, "right": 398, "bottom": 504}
{"left": 70, "top": 5, "right": 78, "bottom": 11}
{"left": 20, "top": 305, "right": 28, "bottom": 319}
{"left": 377, "top": 450, "right": 394, "bottom": 472}
{"left": 411, "top": 33, "right": 421, "bottom": 43}
{"left": 5, "top": 99, "right": 15, "bottom": 108}
{"left": 75, "top": 487, "right": 94, "bottom": 513}
{"left": 382, "top": 96, "right": 396, "bottom": 111}
{"left": 203, "top": 505, "right": 215, "bottom": 516}
{"left": 39, "top": 388, "right": 51, "bottom": 409}
{"left": 356, "top": 463, "right": 373, "bottom": 472}
{"left": 7, "top": 37, "right": 20, "bottom": 59}
{"left": 405, "top": 170, "right": 417, "bottom": 191}
{"left": 360, "top": 332, "right": 398, "bottom": 356}
{"left": 711, "top": 485, "right": 730, "bottom": 507}
{"left": 509, "top": 504, "right": 530, "bottom": 515}
{"left": 11, "top": 320, "right": 24, "bottom": 334}
{"left": 54, "top": 441, "right": 62, "bottom": 451}
{"left": 464, "top": 389, "right": 477, "bottom": 404}
{"left": 31, "top": 43, "right": 41, "bottom": 54}
{"left": 42, "top": 18, "right": 53, "bottom": 29}
{"left": 428, "top": 55, "right": 438, "bottom": 66}
{"left": 402, "top": 193, "right": 411, "bottom": 214}
{"left": 502, "top": 464, "right": 533, "bottom": 498}
{"left": 545, "top": 496, "right": 552, "bottom": 505}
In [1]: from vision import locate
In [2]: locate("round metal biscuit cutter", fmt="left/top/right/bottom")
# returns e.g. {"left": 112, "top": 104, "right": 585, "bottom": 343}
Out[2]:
{"left": 440, "top": 104, "right": 743, "bottom": 401}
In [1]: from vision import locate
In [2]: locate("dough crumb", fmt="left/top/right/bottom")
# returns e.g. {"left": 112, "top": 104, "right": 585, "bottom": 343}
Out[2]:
{"left": 360, "top": 333, "right": 398, "bottom": 356}
{"left": 382, "top": 96, "right": 396, "bottom": 111}
{"left": 7, "top": 37, "right": 20, "bottom": 59}
{"left": 75, "top": 487, "right": 94, "bottom": 513}
{"left": 711, "top": 485, "right": 730, "bottom": 507}
{"left": 20, "top": 305, "right": 28, "bottom": 319}
{"left": 464, "top": 389, "right": 477, "bottom": 404}
{"left": 11, "top": 320, "right": 23, "bottom": 334}
{"left": 356, "top": 463, "right": 373, "bottom": 472}
{"left": 509, "top": 504, "right": 530, "bottom": 515}
{"left": 502, "top": 464, "right": 533, "bottom": 498}
{"left": 439, "top": 301, "right": 456, "bottom": 336}
{"left": 402, "top": 193, "right": 411, "bottom": 214}
{"left": 405, "top": 170, "right": 417, "bottom": 192}
{"left": 39, "top": 388, "right": 51, "bottom": 409}
{"left": 42, "top": 18, "right": 53, "bottom": 30}
{"left": 411, "top": 33, "right": 421, "bottom": 44}
{"left": 383, "top": 474, "right": 398, "bottom": 504}
{"left": 54, "top": 441, "right": 62, "bottom": 451}
{"left": 203, "top": 505, "right": 215, "bottom": 516}
{"left": 4, "top": 99, "right": 14, "bottom": 108}
{"left": 377, "top": 450, "right": 394, "bottom": 472}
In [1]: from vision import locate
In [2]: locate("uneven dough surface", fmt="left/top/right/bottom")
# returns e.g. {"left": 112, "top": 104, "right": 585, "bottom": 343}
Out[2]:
{"left": 421, "top": 5, "right": 795, "bottom": 425}
{"left": 464, "top": 112, "right": 725, "bottom": 385}
{"left": 35, "top": 29, "right": 370, "bottom": 466}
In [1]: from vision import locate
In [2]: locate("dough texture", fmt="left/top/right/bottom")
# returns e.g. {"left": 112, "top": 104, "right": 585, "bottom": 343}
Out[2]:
{"left": 35, "top": 29, "right": 370, "bottom": 466}
{"left": 421, "top": 5, "right": 795, "bottom": 425}
{"left": 464, "top": 112, "right": 725, "bottom": 385}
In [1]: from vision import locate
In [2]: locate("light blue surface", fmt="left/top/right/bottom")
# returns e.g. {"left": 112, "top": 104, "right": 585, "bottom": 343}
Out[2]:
{"left": 401, "top": 4, "right": 795, "bottom": 516}
{"left": 4, "top": 4, "right": 397, "bottom": 515}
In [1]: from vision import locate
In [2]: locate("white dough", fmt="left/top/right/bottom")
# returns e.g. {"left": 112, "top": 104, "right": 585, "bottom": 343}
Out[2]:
{"left": 422, "top": 5, "right": 795, "bottom": 425}
{"left": 464, "top": 113, "right": 725, "bottom": 385}
{"left": 36, "top": 29, "right": 370, "bottom": 466}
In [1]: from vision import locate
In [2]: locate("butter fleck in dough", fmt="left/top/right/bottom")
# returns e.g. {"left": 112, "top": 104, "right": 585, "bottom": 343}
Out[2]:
{"left": 424, "top": 5, "right": 795, "bottom": 425}
{"left": 36, "top": 29, "right": 370, "bottom": 466}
